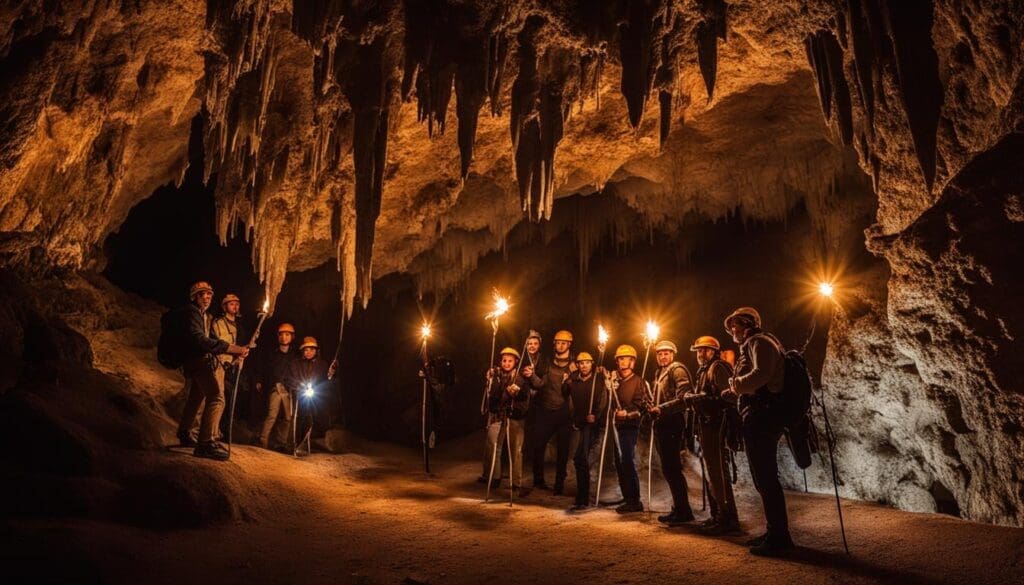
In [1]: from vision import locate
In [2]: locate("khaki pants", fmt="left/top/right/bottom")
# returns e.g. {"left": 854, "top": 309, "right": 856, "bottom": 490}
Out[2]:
{"left": 260, "top": 383, "right": 293, "bottom": 448}
{"left": 177, "top": 359, "right": 224, "bottom": 443}
{"left": 699, "top": 415, "right": 737, "bottom": 520}
{"left": 482, "top": 418, "right": 525, "bottom": 488}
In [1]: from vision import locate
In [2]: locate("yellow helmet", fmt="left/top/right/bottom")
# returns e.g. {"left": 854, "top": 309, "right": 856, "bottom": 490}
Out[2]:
{"left": 690, "top": 335, "right": 721, "bottom": 351}
{"left": 300, "top": 336, "right": 319, "bottom": 350}
{"left": 499, "top": 347, "right": 521, "bottom": 360}
{"left": 724, "top": 307, "right": 762, "bottom": 331}
{"left": 576, "top": 352, "right": 594, "bottom": 362}
{"left": 554, "top": 330, "right": 574, "bottom": 342}
{"left": 221, "top": 293, "right": 240, "bottom": 308}
{"left": 277, "top": 323, "right": 296, "bottom": 334}
{"left": 653, "top": 340, "right": 677, "bottom": 353}
{"left": 189, "top": 281, "right": 213, "bottom": 299}
{"left": 614, "top": 344, "right": 638, "bottom": 359}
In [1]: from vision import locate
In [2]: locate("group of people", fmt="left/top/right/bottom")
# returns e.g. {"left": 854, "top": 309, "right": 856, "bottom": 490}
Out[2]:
{"left": 173, "top": 281, "right": 333, "bottom": 461}
{"left": 480, "top": 307, "right": 796, "bottom": 557}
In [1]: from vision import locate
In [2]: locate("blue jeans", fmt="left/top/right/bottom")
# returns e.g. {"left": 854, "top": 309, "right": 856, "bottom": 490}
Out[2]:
{"left": 613, "top": 426, "right": 640, "bottom": 502}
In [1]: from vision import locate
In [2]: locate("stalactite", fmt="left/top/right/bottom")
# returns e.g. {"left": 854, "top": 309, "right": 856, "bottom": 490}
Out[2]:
{"left": 880, "top": 0, "right": 942, "bottom": 190}
{"left": 695, "top": 0, "right": 728, "bottom": 102}
{"left": 618, "top": 0, "right": 658, "bottom": 128}
{"left": 846, "top": 0, "right": 878, "bottom": 130}
{"left": 806, "top": 30, "right": 854, "bottom": 146}
{"left": 455, "top": 44, "right": 488, "bottom": 178}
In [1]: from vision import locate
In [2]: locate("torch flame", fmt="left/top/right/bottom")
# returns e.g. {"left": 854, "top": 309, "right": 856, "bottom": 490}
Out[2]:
{"left": 598, "top": 324, "right": 609, "bottom": 345}
{"left": 485, "top": 289, "right": 511, "bottom": 320}
{"left": 421, "top": 323, "right": 432, "bottom": 339}
{"left": 262, "top": 298, "right": 269, "bottom": 313}
{"left": 818, "top": 282, "right": 835, "bottom": 298}
{"left": 645, "top": 320, "right": 660, "bottom": 343}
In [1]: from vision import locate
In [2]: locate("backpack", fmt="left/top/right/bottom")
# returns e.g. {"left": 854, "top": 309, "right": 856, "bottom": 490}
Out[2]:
{"left": 428, "top": 356, "right": 456, "bottom": 387}
{"left": 157, "top": 307, "right": 189, "bottom": 369}
{"left": 777, "top": 348, "right": 813, "bottom": 428}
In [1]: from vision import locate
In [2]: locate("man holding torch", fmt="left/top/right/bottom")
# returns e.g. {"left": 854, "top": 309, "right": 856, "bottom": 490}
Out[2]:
{"left": 647, "top": 339, "right": 696, "bottom": 525}
{"left": 565, "top": 351, "right": 607, "bottom": 511}
{"left": 609, "top": 344, "right": 650, "bottom": 513}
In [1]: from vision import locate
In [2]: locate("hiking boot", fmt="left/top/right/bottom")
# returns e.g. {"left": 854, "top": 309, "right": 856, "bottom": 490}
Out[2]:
{"left": 702, "top": 516, "right": 741, "bottom": 535}
{"left": 568, "top": 502, "right": 587, "bottom": 512}
{"left": 749, "top": 535, "right": 795, "bottom": 557}
{"left": 699, "top": 517, "right": 719, "bottom": 528}
{"left": 745, "top": 533, "right": 769, "bottom": 547}
{"left": 193, "top": 441, "right": 230, "bottom": 461}
{"left": 615, "top": 500, "right": 644, "bottom": 514}
{"left": 177, "top": 430, "right": 198, "bottom": 448}
{"left": 667, "top": 510, "right": 695, "bottom": 526}
{"left": 657, "top": 509, "right": 677, "bottom": 524}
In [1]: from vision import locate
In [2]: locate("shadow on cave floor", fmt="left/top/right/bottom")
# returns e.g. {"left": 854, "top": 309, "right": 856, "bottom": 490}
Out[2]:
{"left": 8, "top": 431, "right": 1022, "bottom": 585}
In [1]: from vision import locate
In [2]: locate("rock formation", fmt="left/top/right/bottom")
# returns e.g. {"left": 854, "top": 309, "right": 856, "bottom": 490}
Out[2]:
{"left": 1, "top": 1, "right": 1021, "bottom": 525}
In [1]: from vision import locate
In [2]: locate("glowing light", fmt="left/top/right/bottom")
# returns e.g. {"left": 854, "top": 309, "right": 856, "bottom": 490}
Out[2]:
{"left": 262, "top": 298, "right": 269, "bottom": 313}
{"left": 644, "top": 320, "right": 660, "bottom": 344}
{"left": 818, "top": 282, "right": 835, "bottom": 298}
{"left": 485, "top": 289, "right": 511, "bottom": 321}
{"left": 421, "top": 323, "right": 432, "bottom": 339}
{"left": 304, "top": 384, "right": 314, "bottom": 398}
{"left": 598, "top": 324, "right": 609, "bottom": 345}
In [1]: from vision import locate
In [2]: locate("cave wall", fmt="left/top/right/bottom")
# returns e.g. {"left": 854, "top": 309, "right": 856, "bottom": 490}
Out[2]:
{"left": 2, "top": 1, "right": 1023, "bottom": 526}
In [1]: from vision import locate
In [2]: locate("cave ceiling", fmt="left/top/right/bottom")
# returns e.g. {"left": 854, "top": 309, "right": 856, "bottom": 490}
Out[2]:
{"left": 1, "top": 0, "right": 1021, "bottom": 314}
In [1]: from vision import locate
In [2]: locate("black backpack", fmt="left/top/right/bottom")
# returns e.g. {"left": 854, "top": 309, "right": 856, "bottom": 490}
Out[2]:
{"left": 157, "top": 307, "right": 189, "bottom": 369}
{"left": 777, "top": 348, "right": 813, "bottom": 428}
{"left": 428, "top": 356, "right": 456, "bottom": 387}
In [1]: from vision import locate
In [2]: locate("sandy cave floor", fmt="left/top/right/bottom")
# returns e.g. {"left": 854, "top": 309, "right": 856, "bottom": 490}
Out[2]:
{"left": 6, "top": 433, "right": 1024, "bottom": 585}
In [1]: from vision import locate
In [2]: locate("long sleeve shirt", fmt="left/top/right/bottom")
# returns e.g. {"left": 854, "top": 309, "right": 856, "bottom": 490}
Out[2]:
{"left": 733, "top": 332, "right": 784, "bottom": 396}
{"left": 608, "top": 372, "right": 649, "bottom": 429}
{"left": 260, "top": 346, "right": 296, "bottom": 389}
{"left": 690, "top": 359, "right": 734, "bottom": 418}
{"left": 530, "top": 355, "right": 573, "bottom": 411}
{"left": 285, "top": 356, "right": 330, "bottom": 395}
{"left": 652, "top": 362, "right": 693, "bottom": 418}
{"left": 565, "top": 371, "right": 607, "bottom": 427}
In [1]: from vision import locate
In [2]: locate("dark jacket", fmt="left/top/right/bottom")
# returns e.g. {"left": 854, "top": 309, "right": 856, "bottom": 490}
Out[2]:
{"left": 610, "top": 372, "right": 649, "bottom": 429}
{"left": 487, "top": 369, "right": 530, "bottom": 421}
{"left": 261, "top": 346, "right": 297, "bottom": 389}
{"left": 285, "top": 355, "right": 330, "bottom": 395}
{"left": 689, "top": 358, "right": 734, "bottom": 419}
{"left": 565, "top": 371, "right": 607, "bottom": 427}
{"left": 530, "top": 355, "right": 573, "bottom": 411}
{"left": 184, "top": 302, "right": 228, "bottom": 363}
{"left": 652, "top": 361, "right": 693, "bottom": 420}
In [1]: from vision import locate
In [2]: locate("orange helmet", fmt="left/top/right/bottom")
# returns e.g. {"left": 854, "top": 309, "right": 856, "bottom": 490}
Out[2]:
{"left": 189, "top": 281, "right": 213, "bottom": 299}
{"left": 300, "top": 336, "right": 319, "bottom": 350}
{"left": 277, "top": 323, "right": 296, "bottom": 334}
{"left": 690, "top": 336, "right": 721, "bottom": 352}
{"left": 553, "top": 330, "right": 574, "bottom": 342}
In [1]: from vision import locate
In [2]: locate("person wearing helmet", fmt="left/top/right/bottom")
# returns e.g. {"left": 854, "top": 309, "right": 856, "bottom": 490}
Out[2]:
{"left": 212, "top": 293, "right": 248, "bottom": 437}
{"left": 564, "top": 351, "right": 607, "bottom": 511}
{"left": 524, "top": 329, "right": 576, "bottom": 495}
{"left": 258, "top": 322, "right": 299, "bottom": 451}
{"left": 286, "top": 336, "right": 331, "bottom": 455}
{"left": 646, "top": 339, "right": 696, "bottom": 525}
{"left": 480, "top": 347, "right": 531, "bottom": 494}
{"left": 722, "top": 307, "right": 791, "bottom": 555}
{"left": 684, "top": 335, "right": 740, "bottom": 534}
{"left": 175, "top": 281, "right": 250, "bottom": 461}
{"left": 608, "top": 343, "right": 650, "bottom": 513}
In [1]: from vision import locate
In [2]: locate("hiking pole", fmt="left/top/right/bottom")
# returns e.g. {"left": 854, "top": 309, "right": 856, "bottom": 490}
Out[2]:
{"left": 642, "top": 321, "right": 659, "bottom": 512}
{"left": 594, "top": 386, "right": 613, "bottom": 507}
{"left": 506, "top": 408, "right": 514, "bottom": 508}
{"left": 480, "top": 291, "right": 510, "bottom": 415}
{"left": 587, "top": 325, "right": 609, "bottom": 415}
{"left": 485, "top": 417, "right": 501, "bottom": 502}
{"left": 816, "top": 385, "right": 849, "bottom": 555}
{"left": 227, "top": 298, "right": 270, "bottom": 458}
{"left": 420, "top": 323, "right": 432, "bottom": 474}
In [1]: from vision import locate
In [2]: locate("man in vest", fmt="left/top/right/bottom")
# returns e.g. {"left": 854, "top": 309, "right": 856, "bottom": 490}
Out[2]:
{"left": 175, "top": 281, "right": 250, "bottom": 460}
{"left": 721, "top": 307, "right": 792, "bottom": 555}
{"left": 609, "top": 344, "right": 649, "bottom": 513}
{"left": 646, "top": 340, "right": 695, "bottom": 525}
{"left": 565, "top": 351, "right": 607, "bottom": 511}
{"left": 212, "top": 293, "right": 246, "bottom": 437}
{"left": 525, "top": 329, "right": 575, "bottom": 495}
{"left": 258, "top": 323, "right": 298, "bottom": 451}
{"left": 687, "top": 335, "right": 740, "bottom": 534}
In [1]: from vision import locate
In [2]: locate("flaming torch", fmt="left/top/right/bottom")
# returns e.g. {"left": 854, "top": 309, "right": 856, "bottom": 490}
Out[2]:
{"left": 641, "top": 319, "right": 660, "bottom": 512}
{"left": 420, "top": 322, "right": 433, "bottom": 474}
{"left": 480, "top": 290, "right": 510, "bottom": 415}
{"left": 594, "top": 324, "right": 614, "bottom": 507}
{"left": 227, "top": 298, "right": 271, "bottom": 457}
